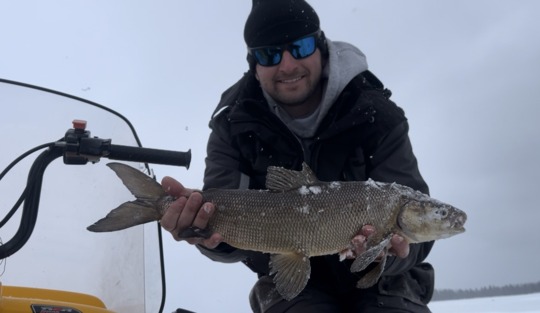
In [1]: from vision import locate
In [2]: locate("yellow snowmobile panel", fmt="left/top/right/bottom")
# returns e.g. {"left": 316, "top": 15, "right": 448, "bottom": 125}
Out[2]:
{"left": 0, "top": 284, "right": 114, "bottom": 313}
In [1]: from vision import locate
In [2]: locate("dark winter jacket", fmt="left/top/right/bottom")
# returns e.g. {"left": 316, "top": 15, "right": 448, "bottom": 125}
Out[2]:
{"left": 198, "top": 70, "right": 434, "bottom": 305}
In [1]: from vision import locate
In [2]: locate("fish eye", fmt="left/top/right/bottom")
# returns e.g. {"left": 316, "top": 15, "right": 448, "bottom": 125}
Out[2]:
{"left": 436, "top": 208, "right": 448, "bottom": 218}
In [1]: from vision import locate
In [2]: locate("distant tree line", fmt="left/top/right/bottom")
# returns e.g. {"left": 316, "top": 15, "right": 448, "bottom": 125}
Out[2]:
{"left": 433, "top": 281, "right": 540, "bottom": 301}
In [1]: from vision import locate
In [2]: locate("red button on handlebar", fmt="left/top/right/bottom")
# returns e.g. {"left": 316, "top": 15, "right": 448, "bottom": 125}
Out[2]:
{"left": 72, "top": 119, "right": 87, "bottom": 130}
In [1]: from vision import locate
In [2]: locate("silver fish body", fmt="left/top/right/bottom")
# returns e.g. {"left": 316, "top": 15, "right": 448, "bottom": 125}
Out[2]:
{"left": 205, "top": 182, "right": 401, "bottom": 254}
{"left": 88, "top": 162, "right": 467, "bottom": 300}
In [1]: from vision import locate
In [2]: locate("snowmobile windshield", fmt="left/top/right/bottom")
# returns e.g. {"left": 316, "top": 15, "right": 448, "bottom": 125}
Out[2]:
{"left": 0, "top": 79, "right": 164, "bottom": 313}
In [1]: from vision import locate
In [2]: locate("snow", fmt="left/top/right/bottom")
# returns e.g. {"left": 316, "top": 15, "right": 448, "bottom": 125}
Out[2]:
{"left": 329, "top": 181, "right": 341, "bottom": 189}
{"left": 339, "top": 249, "right": 354, "bottom": 261}
{"left": 298, "top": 185, "right": 322, "bottom": 195}
{"left": 430, "top": 293, "right": 540, "bottom": 313}
{"left": 365, "top": 178, "right": 381, "bottom": 188}
{"left": 309, "top": 186, "right": 322, "bottom": 194}
{"left": 295, "top": 205, "right": 310, "bottom": 214}
{"left": 298, "top": 186, "right": 310, "bottom": 195}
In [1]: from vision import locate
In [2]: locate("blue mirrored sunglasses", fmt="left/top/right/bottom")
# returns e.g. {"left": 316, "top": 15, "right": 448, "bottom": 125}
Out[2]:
{"left": 249, "top": 33, "right": 319, "bottom": 67}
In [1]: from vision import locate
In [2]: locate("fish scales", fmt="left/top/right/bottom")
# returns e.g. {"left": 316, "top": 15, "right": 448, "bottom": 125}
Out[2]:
{"left": 87, "top": 162, "right": 467, "bottom": 301}
{"left": 202, "top": 182, "right": 402, "bottom": 256}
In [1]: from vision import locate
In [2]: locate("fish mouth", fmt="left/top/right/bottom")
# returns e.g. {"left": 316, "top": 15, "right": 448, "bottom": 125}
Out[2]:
{"left": 450, "top": 211, "right": 467, "bottom": 232}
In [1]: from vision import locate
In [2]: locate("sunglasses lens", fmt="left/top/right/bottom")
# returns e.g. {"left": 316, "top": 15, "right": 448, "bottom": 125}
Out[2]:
{"left": 254, "top": 48, "right": 282, "bottom": 66}
{"left": 290, "top": 36, "right": 316, "bottom": 59}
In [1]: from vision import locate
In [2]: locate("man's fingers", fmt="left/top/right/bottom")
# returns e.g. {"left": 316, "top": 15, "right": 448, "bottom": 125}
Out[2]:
{"left": 160, "top": 196, "right": 187, "bottom": 234}
{"left": 186, "top": 233, "right": 224, "bottom": 249}
{"left": 361, "top": 225, "right": 376, "bottom": 237}
{"left": 159, "top": 177, "right": 222, "bottom": 248}
{"left": 177, "top": 192, "right": 204, "bottom": 230}
{"left": 344, "top": 225, "right": 376, "bottom": 259}
{"left": 389, "top": 234, "right": 409, "bottom": 258}
{"left": 161, "top": 176, "right": 193, "bottom": 198}
{"left": 159, "top": 192, "right": 206, "bottom": 241}
{"left": 346, "top": 226, "right": 410, "bottom": 262}
{"left": 192, "top": 202, "right": 215, "bottom": 230}
{"left": 351, "top": 234, "right": 367, "bottom": 253}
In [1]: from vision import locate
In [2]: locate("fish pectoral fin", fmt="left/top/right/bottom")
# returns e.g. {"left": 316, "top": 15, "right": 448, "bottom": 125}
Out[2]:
{"left": 350, "top": 235, "right": 391, "bottom": 273}
{"left": 356, "top": 254, "right": 387, "bottom": 289}
{"left": 87, "top": 201, "right": 161, "bottom": 232}
{"left": 269, "top": 252, "right": 311, "bottom": 301}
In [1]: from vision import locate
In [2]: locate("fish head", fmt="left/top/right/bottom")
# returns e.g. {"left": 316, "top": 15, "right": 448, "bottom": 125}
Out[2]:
{"left": 397, "top": 193, "right": 467, "bottom": 243}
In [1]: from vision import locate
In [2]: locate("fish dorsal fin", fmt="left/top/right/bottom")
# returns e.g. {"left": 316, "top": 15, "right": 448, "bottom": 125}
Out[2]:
{"left": 269, "top": 253, "right": 311, "bottom": 301}
{"left": 107, "top": 162, "right": 166, "bottom": 201}
{"left": 266, "top": 163, "right": 319, "bottom": 192}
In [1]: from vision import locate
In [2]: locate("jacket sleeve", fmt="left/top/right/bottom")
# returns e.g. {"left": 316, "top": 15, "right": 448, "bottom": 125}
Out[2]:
{"left": 367, "top": 120, "right": 434, "bottom": 276}
{"left": 195, "top": 128, "right": 251, "bottom": 263}
{"left": 197, "top": 117, "right": 275, "bottom": 272}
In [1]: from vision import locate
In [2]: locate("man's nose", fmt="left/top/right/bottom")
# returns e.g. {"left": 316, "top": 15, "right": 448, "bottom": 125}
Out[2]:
{"left": 278, "top": 50, "right": 299, "bottom": 70}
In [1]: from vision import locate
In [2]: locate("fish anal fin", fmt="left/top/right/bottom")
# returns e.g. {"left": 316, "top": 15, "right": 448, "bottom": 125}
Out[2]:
{"left": 266, "top": 162, "right": 319, "bottom": 192}
{"left": 87, "top": 201, "right": 161, "bottom": 232}
{"left": 356, "top": 254, "right": 387, "bottom": 289}
{"left": 269, "top": 252, "right": 311, "bottom": 300}
{"left": 350, "top": 235, "right": 392, "bottom": 273}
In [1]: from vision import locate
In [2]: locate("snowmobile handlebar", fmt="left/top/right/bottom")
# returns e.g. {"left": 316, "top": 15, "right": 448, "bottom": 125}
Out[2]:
{"left": 0, "top": 120, "right": 191, "bottom": 259}
{"left": 63, "top": 119, "right": 191, "bottom": 167}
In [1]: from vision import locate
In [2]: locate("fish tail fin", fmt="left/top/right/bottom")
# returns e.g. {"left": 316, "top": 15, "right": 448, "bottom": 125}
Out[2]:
{"left": 87, "top": 201, "right": 161, "bottom": 232}
{"left": 107, "top": 162, "right": 166, "bottom": 203}
{"left": 87, "top": 162, "right": 167, "bottom": 232}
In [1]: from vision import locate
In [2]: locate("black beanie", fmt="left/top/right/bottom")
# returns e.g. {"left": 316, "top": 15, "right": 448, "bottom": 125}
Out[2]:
{"left": 244, "top": 0, "right": 320, "bottom": 48}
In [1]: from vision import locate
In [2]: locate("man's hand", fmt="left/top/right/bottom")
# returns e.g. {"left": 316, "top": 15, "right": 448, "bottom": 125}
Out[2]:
{"left": 341, "top": 225, "right": 410, "bottom": 260}
{"left": 159, "top": 176, "right": 223, "bottom": 249}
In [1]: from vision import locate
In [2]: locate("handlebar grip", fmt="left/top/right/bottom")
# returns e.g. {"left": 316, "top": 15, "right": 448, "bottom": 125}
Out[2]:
{"left": 106, "top": 145, "right": 191, "bottom": 168}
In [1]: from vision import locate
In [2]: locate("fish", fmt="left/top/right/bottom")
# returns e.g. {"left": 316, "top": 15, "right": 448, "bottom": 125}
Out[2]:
{"left": 88, "top": 162, "right": 467, "bottom": 300}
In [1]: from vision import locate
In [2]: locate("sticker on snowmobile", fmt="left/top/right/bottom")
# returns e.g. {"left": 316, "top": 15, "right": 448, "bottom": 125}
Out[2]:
{"left": 31, "top": 304, "right": 82, "bottom": 313}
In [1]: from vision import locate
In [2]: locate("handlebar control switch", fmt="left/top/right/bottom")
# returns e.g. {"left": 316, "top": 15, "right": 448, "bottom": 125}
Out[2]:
{"left": 63, "top": 119, "right": 92, "bottom": 164}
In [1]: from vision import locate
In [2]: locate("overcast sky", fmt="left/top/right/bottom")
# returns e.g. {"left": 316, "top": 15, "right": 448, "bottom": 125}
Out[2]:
{"left": 1, "top": 1, "right": 540, "bottom": 312}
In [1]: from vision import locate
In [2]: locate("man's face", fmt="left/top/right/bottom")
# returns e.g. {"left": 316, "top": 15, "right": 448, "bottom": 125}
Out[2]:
{"left": 255, "top": 48, "right": 323, "bottom": 111}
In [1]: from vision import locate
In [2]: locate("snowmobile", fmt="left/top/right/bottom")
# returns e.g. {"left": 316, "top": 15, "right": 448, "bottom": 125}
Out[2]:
{"left": 0, "top": 78, "right": 192, "bottom": 313}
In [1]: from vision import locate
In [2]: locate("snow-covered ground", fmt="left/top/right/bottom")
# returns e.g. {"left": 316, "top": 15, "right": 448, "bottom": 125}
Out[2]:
{"left": 430, "top": 293, "right": 540, "bottom": 313}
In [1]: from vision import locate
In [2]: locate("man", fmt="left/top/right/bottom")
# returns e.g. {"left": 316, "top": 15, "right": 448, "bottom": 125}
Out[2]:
{"left": 160, "top": 0, "right": 434, "bottom": 312}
